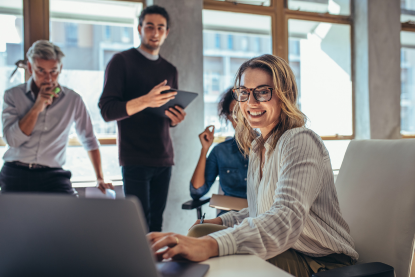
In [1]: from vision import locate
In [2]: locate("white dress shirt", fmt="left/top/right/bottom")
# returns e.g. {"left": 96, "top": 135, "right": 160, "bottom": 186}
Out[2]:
{"left": 209, "top": 127, "right": 359, "bottom": 261}
{"left": 2, "top": 78, "right": 99, "bottom": 168}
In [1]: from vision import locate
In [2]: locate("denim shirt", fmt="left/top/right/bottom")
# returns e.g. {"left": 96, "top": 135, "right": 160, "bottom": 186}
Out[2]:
{"left": 190, "top": 137, "right": 248, "bottom": 200}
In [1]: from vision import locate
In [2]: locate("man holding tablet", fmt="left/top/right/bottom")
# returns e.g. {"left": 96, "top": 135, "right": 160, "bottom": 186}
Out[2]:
{"left": 99, "top": 5, "right": 186, "bottom": 232}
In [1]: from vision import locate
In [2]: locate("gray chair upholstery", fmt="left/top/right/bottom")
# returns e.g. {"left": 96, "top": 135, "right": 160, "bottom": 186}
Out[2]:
{"left": 334, "top": 139, "right": 415, "bottom": 277}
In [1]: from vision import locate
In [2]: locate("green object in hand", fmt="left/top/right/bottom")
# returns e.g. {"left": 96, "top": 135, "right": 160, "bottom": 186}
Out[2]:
{"left": 51, "top": 87, "right": 60, "bottom": 97}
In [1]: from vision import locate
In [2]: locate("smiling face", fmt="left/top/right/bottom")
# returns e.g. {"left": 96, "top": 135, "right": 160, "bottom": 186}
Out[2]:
{"left": 138, "top": 14, "right": 169, "bottom": 55}
{"left": 239, "top": 68, "right": 281, "bottom": 138}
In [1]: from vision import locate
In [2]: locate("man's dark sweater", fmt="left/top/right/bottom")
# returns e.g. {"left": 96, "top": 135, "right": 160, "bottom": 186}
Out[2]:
{"left": 99, "top": 48, "right": 178, "bottom": 167}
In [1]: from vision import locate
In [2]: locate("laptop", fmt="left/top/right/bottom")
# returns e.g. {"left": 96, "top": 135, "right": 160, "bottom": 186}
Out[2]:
{"left": 0, "top": 194, "right": 209, "bottom": 277}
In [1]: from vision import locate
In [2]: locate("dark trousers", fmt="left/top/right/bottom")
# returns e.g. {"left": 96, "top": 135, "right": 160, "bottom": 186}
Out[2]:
{"left": 122, "top": 165, "right": 172, "bottom": 232}
{"left": 0, "top": 162, "right": 76, "bottom": 195}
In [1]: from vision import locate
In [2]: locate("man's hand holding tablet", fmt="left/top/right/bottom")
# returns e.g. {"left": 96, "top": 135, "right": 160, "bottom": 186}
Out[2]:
{"left": 166, "top": 105, "right": 186, "bottom": 127}
{"left": 125, "top": 80, "right": 190, "bottom": 127}
{"left": 142, "top": 80, "right": 177, "bottom": 108}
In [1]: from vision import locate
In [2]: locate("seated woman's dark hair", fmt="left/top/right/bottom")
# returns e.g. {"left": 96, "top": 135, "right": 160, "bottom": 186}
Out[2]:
{"left": 217, "top": 87, "right": 234, "bottom": 123}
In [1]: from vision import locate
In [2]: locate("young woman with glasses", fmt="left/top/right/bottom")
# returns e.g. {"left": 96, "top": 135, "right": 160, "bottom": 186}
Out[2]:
{"left": 189, "top": 88, "right": 248, "bottom": 216}
{"left": 147, "top": 54, "right": 358, "bottom": 277}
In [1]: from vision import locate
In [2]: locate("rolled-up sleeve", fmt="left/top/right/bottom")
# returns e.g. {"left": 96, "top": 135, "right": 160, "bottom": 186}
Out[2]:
{"left": 190, "top": 147, "right": 219, "bottom": 200}
{"left": 2, "top": 90, "right": 30, "bottom": 147}
{"left": 218, "top": 207, "right": 249, "bottom": 227}
{"left": 98, "top": 54, "right": 129, "bottom": 122}
{"left": 74, "top": 95, "right": 99, "bottom": 151}
{"left": 209, "top": 131, "right": 325, "bottom": 259}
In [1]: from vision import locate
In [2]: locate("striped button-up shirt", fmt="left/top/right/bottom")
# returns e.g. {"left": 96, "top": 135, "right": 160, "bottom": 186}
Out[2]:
{"left": 2, "top": 78, "right": 99, "bottom": 168}
{"left": 209, "top": 127, "right": 358, "bottom": 261}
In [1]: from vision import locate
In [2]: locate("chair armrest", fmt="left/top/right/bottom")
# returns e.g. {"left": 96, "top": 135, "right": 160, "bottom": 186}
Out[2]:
{"left": 182, "top": 196, "right": 211, "bottom": 210}
{"left": 312, "top": 262, "right": 394, "bottom": 277}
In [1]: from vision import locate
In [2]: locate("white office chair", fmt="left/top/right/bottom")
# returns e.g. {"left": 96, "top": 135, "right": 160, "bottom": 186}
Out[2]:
{"left": 315, "top": 139, "right": 415, "bottom": 277}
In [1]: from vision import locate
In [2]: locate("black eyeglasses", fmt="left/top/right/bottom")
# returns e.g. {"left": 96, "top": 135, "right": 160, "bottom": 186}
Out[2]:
{"left": 232, "top": 86, "right": 273, "bottom": 102}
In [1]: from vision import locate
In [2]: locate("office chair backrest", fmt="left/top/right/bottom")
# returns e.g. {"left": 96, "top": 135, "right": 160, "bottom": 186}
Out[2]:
{"left": 335, "top": 139, "right": 415, "bottom": 277}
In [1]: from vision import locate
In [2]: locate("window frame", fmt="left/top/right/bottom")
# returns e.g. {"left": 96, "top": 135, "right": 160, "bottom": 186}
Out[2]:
{"left": 203, "top": 0, "right": 355, "bottom": 141}
{"left": 0, "top": 0, "right": 354, "bottom": 146}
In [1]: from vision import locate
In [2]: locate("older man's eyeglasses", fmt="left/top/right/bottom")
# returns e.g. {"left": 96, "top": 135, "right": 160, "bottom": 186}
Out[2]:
{"left": 232, "top": 86, "right": 273, "bottom": 102}
{"left": 33, "top": 67, "right": 60, "bottom": 78}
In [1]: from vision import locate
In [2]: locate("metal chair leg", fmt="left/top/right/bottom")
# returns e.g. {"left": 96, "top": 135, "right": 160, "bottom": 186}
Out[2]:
{"left": 197, "top": 206, "right": 202, "bottom": 219}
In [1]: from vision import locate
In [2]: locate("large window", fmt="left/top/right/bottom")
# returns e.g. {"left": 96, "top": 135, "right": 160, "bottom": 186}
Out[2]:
{"left": 50, "top": 0, "right": 142, "bottom": 138}
{"left": 0, "top": 1, "right": 24, "bottom": 168}
{"left": 49, "top": 0, "right": 142, "bottom": 179}
{"left": 0, "top": 0, "right": 354, "bottom": 178}
{"left": 401, "top": 32, "right": 415, "bottom": 135}
{"left": 401, "top": 0, "right": 415, "bottom": 23}
{"left": 203, "top": 10, "right": 272, "bottom": 137}
{"left": 0, "top": 0, "right": 24, "bottom": 131}
{"left": 288, "top": 19, "right": 352, "bottom": 137}
{"left": 401, "top": 0, "right": 415, "bottom": 136}
{"left": 204, "top": 0, "right": 353, "bottom": 169}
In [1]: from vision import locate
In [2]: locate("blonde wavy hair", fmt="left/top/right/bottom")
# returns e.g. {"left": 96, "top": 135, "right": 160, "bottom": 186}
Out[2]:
{"left": 233, "top": 54, "right": 307, "bottom": 156}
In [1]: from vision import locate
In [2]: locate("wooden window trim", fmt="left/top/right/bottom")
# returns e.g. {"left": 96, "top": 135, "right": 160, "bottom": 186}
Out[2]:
{"left": 402, "top": 22, "right": 415, "bottom": 32}
{"left": 285, "top": 10, "right": 351, "bottom": 24}
{"left": 67, "top": 137, "right": 117, "bottom": 146}
{"left": 203, "top": 0, "right": 275, "bottom": 16}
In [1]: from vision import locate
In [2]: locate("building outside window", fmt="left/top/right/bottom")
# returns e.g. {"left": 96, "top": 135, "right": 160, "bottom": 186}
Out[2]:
{"left": 64, "top": 23, "right": 78, "bottom": 46}
{"left": 0, "top": 0, "right": 356, "bottom": 178}
{"left": 215, "top": 33, "right": 221, "bottom": 49}
{"left": 227, "top": 35, "right": 233, "bottom": 50}
{"left": 104, "top": 26, "right": 111, "bottom": 41}
{"left": 401, "top": 31, "right": 415, "bottom": 135}
{"left": 49, "top": 0, "right": 142, "bottom": 180}
{"left": 288, "top": 19, "right": 352, "bottom": 137}
{"left": 0, "top": 0, "right": 24, "bottom": 161}
{"left": 288, "top": 18, "right": 352, "bottom": 169}
{"left": 401, "top": 0, "right": 415, "bottom": 21}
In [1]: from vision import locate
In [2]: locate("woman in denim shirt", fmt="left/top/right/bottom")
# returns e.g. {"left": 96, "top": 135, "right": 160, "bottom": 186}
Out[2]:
{"left": 190, "top": 88, "right": 248, "bottom": 215}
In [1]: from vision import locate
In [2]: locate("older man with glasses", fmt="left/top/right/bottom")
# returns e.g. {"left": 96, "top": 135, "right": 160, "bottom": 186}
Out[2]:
{"left": 0, "top": 40, "right": 113, "bottom": 195}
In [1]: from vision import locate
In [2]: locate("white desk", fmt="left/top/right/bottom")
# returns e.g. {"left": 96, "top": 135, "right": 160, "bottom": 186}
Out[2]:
{"left": 201, "top": 254, "right": 294, "bottom": 277}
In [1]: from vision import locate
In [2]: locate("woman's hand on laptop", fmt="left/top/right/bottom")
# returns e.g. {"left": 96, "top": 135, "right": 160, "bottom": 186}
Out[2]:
{"left": 147, "top": 232, "right": 219, "bottom": 262}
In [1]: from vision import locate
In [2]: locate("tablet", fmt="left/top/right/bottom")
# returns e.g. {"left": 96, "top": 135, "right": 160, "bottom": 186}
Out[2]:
{"left": 145, "top": 89, "right": 199, "bottom": 118}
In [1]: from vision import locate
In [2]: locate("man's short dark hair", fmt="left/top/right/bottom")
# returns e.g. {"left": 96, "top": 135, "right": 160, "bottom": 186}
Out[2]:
{"left": 139, "top": 5, "right": 170, "bottom": 30}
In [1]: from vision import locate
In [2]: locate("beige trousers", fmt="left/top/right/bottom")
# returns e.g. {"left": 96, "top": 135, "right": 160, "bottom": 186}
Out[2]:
{"left": 187, "top": 224, "right": 355, "bottom": 277}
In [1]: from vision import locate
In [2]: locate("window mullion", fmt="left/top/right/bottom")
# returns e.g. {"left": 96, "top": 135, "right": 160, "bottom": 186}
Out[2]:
{"left": 23, "top": 0, "right": 50, "bottom": 81}
{"left": 274, "top": 0, "right": 287, "bottom": 60}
